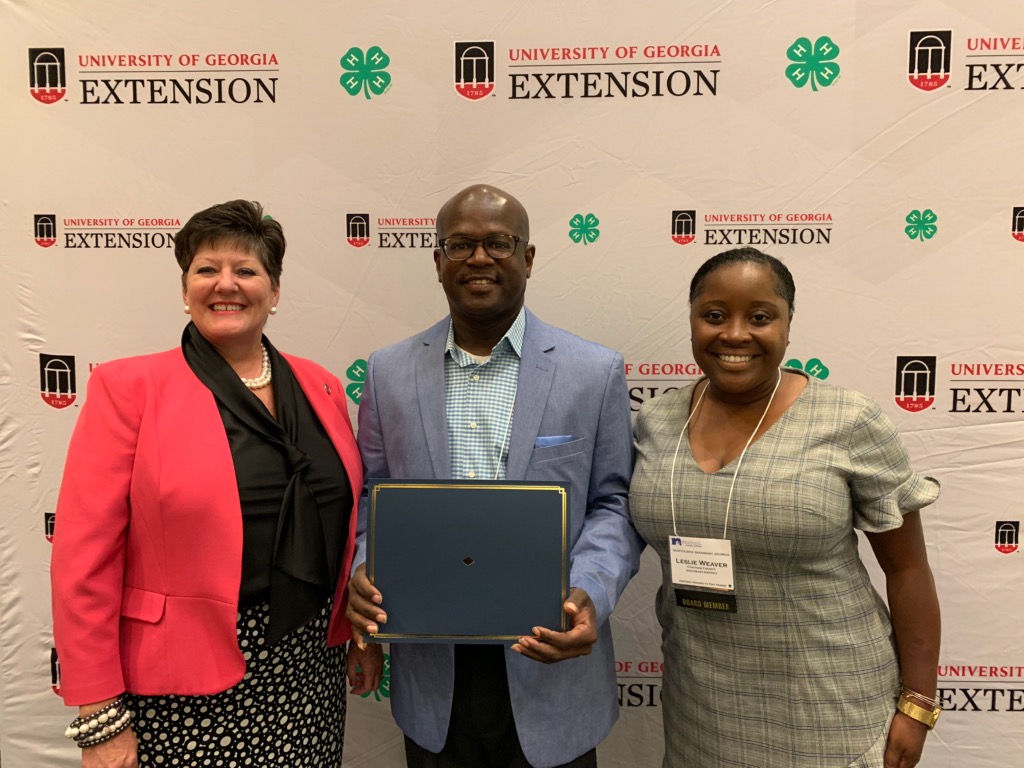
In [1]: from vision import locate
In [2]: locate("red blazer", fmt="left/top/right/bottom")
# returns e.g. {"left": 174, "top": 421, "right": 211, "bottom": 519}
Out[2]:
{"left": 51, "top": 347, "right": 362, "bottom": 706}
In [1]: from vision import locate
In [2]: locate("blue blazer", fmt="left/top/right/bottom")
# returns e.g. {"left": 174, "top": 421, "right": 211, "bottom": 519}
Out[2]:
{"left": 353, "top": 309, "right": 643, "bottom": 768}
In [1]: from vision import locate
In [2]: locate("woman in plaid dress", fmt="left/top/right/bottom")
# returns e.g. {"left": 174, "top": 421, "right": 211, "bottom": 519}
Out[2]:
{"left": 630, "top": 248, "right": 940, "bottom": 768}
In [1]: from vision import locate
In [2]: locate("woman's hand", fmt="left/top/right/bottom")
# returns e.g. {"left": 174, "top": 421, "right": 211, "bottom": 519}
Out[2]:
{"left": 346, "top": 641, "right": 384, "bottom": 695}
{"left": 74, "top": 697, "right": 138, "bottom": 768}
{"left": 80, "top": 727, "right": 139, "bottom": 768}
{"left": 883, "top": 711, "right": 928, "bottom": 768}
{"left": 345, "top": 563, "right": 386, "bottom": 650}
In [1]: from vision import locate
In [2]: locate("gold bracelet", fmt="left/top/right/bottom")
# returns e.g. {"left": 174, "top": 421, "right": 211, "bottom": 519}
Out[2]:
{"left": 901, "top": 686, "right": 938, "bottom": 708}
{"left": 897, "top": 692, "right": 941, "bottom": 729}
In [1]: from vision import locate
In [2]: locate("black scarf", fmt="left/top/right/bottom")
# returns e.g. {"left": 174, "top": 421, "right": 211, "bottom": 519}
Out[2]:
{"left": 182, "top": 323, "right": 346, "bottom": 644}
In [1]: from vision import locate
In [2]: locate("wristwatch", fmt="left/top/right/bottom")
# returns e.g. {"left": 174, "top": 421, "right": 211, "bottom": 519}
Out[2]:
{"left": 897, "top": 694, "right": 941, "bottom": 729}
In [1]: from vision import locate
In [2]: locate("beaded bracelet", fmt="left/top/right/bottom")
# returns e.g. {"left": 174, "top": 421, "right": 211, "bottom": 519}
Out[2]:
{"left": 65, "top": 696, "right": 133, "bottom": 748}
{"left": 75, "top": 710, "right": 133, "bottom": 749}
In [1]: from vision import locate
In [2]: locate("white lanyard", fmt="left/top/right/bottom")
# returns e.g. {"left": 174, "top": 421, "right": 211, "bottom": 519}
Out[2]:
{"left": 668, "top": 370, "right": 782, "bottom": 539}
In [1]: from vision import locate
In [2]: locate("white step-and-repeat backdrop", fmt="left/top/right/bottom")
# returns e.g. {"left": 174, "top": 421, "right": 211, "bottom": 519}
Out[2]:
{"left": 3, "top": 1, "right": 1022, "bottom": 765}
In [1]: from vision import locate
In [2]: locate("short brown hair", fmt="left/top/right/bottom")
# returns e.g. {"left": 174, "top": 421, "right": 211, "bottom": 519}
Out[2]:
{"left": 175, "top": 200, "right": 285, "bottom": 287}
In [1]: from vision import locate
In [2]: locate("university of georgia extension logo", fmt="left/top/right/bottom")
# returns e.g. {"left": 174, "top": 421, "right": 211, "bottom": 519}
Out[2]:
{"left": 671, "top": 210, "right": 696, "bottom": 245}
{"left": 894, "top": 355, "right": 936, "bottom": 413}
{"left": 51, "top": 648, "right": 61, "bottom": 695}
{"left": 908, "top": 31, "right": 951, "bottom": 91}
{"left": 454, "top": 41, "right": 495, "bottom": 100}
{"left": 346, "top": 214, "right": 370, "bottom": 248}
{"left": 995, "top": 521, "right": 1019, "bottom": 554}
{"left": 35, "top": 214, "right": 57, "bottom": 248}
{"left": 1012, "top": 207, "right": 1024, "bottom": 243}
{"left": 29, "top": 48, "right": 66, "bottom": 104}
{"left": 40, "top": 353, "right": 76, "bottom": 409}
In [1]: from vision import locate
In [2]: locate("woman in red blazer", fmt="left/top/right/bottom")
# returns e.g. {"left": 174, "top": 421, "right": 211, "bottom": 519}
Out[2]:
{"left": 51, "top": 200, "right": 381, "bottom": 768}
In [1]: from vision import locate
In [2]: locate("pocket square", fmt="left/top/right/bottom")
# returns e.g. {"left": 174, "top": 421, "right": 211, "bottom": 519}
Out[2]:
{"left": 534, "top": 435, "right": 573, "bottom": 448}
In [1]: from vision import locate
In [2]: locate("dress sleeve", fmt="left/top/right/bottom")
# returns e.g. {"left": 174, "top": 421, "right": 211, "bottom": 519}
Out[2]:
{"left": 848, "top": 398, "right": 939, "bottom": 533}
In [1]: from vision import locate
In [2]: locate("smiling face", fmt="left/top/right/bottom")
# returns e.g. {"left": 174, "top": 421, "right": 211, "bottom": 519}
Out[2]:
{"left": 182, "top": 244, "right": 279, "bottom": 351}
{"left": 433, "top": 186, "right": 534, "bottom": 339}
{"left": 690, "top": 261, "right": 792, "bottom": 403}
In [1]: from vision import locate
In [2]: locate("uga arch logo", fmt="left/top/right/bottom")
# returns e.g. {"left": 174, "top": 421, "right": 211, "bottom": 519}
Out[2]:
{"left": 671, "top": 210, "right": 696, "bottom": 245}
{"left": 35, "top": 214, "right": 57, "bottom": 247}
{"left": 995, "top": 521, "right": 1019, "bottom": 554}
{"left": 29, "top": 48, "right": 67, "bottom": 104}
{"left": 894, "top": 355, "right": 936, "bottom": 413}
{"left": 51, "top": 648, "right": 62, "bottom": 695}
{"left": 908, "top": 31, "right": 951, "bottom": 91}
{"left": 346, "top": 213, "right": 370, "bottom": 248}
{"left": 454, "top": 41, "right": 495, "bottom": 100}
{"left": 40, "top": 353, "right": 77, "bottom": 409}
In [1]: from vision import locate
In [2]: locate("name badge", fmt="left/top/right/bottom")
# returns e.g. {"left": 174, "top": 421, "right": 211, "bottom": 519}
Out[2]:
{"left": 669, "top": 535, "right": 737, "bottom": 613}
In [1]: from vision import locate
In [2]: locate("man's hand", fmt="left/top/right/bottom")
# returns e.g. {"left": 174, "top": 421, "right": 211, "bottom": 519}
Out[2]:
{"left": 511, "top": 587, "right": 597, "bottom": 663}
{"left": 345, "top": 563, "right": 387, "bottom": 650}
{"left": 346, "top": 641, "right": 384, "bottom": 695}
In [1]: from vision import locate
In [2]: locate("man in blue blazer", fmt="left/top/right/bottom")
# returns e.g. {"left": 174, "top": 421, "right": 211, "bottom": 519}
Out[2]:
{"left": 347, "top": 185, "right": 643, "bottom": 768}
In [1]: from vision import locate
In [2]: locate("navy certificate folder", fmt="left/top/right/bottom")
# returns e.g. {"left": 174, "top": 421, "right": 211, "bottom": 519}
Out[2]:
{"left": 367, "top": 479, "right": 569, "bottom": 642}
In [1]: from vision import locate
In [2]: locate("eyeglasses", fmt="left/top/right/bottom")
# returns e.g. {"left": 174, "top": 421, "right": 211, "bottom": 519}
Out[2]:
{"left": 439, "top": 234, "right": 524, "bottom": 261}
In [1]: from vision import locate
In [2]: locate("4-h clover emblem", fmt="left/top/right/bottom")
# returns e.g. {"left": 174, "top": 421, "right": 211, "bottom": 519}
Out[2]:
{"left": 340, "top": 46, "right": 392, "bottom": 99}
{"left": 785, "top": 357, "right": 830, "bottom": 380}
{"left": 346, "top": 359, "right": 367, "bottom": 404}
{"left": 359, "top": 652, "right": 392, "bottom": 701}
{"left": 905, "top": 209, "right": 938, "bottom": 241}
{"left": 568, "top": 213, "right": 600, "bottom": 245}
{"left": 786, "top": 36, "right": 840, "bottom": 91}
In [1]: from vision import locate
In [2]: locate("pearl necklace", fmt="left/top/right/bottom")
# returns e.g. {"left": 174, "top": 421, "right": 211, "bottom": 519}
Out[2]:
{"left": 240, "top": 344, "right": 272, "bottom": 390}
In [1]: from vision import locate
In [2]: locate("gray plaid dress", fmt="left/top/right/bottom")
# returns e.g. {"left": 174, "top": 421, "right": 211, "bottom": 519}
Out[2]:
{"left": 629, "top": 375, "right": 939, "bottom": 768}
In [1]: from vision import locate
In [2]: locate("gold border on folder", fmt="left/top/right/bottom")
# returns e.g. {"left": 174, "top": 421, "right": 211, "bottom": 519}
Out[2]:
{"left": 368, "top": 482, "right": 569, "bottom": 640}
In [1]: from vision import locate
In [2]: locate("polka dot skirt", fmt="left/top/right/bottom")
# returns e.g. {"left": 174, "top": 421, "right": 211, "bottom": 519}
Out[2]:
{"left": 125, "top": 601, "right": 345, "bottom": 767}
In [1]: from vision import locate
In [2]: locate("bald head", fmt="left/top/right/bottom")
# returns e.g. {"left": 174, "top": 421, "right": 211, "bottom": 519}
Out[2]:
{"left": 436, "top": 185, "right": 530, "bottom": 241}
{"left": 432, "top": 184, "right": 536, "bottom": 354}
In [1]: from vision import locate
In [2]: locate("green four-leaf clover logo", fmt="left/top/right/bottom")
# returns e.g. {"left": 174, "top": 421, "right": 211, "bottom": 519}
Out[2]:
{"left": 785, "top": 357, "right": 830, "bottom": 380}
{"left": 786, "top": 36, "right": 840, "bottom": 91}
{"left": 346, "top": 359, "right": 367, "bottom": 404}
{"left": 905, "top": 209, "right": 937, "bottom": 241}
{"left": 358, "top": 652, "right": 392, "bottom": 701}
{"left": 340, "top": 46, "right": 392, "bottom": 100}
{"left": 568, "top": 213, "right": 600, "bottom": 245}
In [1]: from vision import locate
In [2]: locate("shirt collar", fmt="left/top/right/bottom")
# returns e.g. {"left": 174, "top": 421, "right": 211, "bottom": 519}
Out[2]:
{"left": 445, "top": 306, "right": 526, "bottom": 360}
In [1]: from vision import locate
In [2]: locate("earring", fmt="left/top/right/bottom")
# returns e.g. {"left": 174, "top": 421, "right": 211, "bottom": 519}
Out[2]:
{"left": 269, "top": 306, "right": 278, "bottom": 316}
{"left": 183, "top": 305, "right": 190, "bottom": 314}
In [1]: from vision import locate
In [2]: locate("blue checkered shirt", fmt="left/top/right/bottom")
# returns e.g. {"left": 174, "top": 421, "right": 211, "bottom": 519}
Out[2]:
{"left": 444, "top": 308, "right": 526, "bottom": 480}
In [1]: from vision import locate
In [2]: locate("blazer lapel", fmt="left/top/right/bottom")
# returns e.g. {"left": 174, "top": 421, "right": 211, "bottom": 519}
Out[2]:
{"left": 506, "top": 312, "right": 555, "bottom": 481}
{"left": 285, "top": 356, "right": 361, "bottom": 489}
{"left": 415, "top": 322, "right": 451, "bottom": 478}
